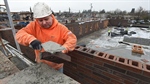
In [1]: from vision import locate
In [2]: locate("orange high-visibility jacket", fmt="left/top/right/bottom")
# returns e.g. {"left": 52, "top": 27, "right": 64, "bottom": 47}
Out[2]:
{"left": 15, "top": 15, "right": 77, "bottom": 70}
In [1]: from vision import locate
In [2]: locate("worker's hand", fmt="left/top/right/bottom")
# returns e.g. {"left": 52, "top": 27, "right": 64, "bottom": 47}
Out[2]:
{"left": 30, "top": 40, "right": 42, "bottom": 50}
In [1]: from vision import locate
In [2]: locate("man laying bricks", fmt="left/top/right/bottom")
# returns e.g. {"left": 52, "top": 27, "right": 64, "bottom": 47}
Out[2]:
{"left": 15, "top": 2, "right": 77, "bottom": 73}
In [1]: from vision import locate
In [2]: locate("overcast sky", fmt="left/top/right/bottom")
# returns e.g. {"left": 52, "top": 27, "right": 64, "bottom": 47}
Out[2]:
{"left": 1, "top": 0, "right": 150, "bottom": 12}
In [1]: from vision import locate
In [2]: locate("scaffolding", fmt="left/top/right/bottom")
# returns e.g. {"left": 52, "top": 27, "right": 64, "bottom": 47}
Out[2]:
{"left": 0, "top": 0, "right": 21, "bottom": 52}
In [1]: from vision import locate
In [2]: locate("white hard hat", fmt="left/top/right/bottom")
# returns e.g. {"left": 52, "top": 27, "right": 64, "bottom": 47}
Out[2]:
{"left": 33, "top": 2, "right": 52, "bottom": 18}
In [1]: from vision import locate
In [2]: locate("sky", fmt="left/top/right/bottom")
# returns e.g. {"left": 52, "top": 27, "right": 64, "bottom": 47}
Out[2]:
{"left": 1, "top": 0, "right": 150, "bottom": 12}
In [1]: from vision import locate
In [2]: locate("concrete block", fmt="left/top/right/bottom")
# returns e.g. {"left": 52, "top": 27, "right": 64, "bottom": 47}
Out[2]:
{"left": 0, "top": 51, "right": 20, "bottom": 79}
{"left": 0, "top": 63, "right": 80, "bottom": 84}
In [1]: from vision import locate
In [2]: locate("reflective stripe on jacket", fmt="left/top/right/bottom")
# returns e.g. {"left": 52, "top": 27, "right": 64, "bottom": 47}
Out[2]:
{"left": 15, "top": 15, "right": 77, "bottom": 70}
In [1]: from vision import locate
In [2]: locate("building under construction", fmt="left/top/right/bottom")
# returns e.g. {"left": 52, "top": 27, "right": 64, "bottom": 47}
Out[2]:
{"left": 0, "top": 0, "right": 150, "bottom": 84}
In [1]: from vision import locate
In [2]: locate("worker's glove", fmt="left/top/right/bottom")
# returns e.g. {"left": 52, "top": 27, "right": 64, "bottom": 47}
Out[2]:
{"left": 30, "top": 40, "right": 42, "bottom": 50}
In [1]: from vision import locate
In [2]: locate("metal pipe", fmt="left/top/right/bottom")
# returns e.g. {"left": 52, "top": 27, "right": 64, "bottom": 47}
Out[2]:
{"left": 11, "top": 49, "right": 35, "bottom": 66}
{"left": 6, "top": 44, "right": 23, "bottom": 54}
{"left": 0, "top": 28, "right": 12, "bottom": 31}
{"left": 5, "top": 46, "right": 16, "bottom": 57}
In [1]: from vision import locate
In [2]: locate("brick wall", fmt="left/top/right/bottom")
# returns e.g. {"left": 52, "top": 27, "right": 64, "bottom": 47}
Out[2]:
{"left": 109, "top": 19, "right": 128, "bottom": 27}
{"left": 65, "top": 20, "right": 108, "bottom": 39}
{"left": 64, "top": 46, "right": 150, "bottom": 84}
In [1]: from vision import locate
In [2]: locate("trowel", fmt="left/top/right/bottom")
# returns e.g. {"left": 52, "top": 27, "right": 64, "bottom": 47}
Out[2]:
{"left": 39, "top": 41, "right": 71, "bottom": 63}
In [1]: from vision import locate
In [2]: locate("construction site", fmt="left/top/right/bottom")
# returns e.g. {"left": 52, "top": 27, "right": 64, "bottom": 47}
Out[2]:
{"left": 1, "top": 0, "right": 150, "bottom": 84}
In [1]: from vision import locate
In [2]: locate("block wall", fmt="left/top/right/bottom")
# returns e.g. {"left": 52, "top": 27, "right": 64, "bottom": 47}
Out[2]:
{"left": 64, "top": 46, "right": 150, "bottom": 84}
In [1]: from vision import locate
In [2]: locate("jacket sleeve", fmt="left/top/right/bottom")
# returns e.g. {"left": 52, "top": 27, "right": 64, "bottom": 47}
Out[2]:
{"left": 15, "top": 22, "right": 37, "bottom": 46}
{"left": 61, "top": 25, "right": 77, "bottom": 53}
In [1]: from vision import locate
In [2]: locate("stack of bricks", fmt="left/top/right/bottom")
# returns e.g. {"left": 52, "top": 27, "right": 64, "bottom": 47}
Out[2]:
{"left": 132, "top": 45, "right": 144, "bottom": 54}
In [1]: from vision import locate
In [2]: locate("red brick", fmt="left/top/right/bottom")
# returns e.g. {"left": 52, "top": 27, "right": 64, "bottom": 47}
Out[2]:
{"left": 80, "top": 47, "right": 90, "bottom": 52}
{"left": 115, "top": 61, "right": 142, "bottom": 74}
{"left": 95, "top": 52, "right": 106, "bottom": 58}
{"left": 116, "top": 57, "right": 128, "bottom": 65}
{"left": 95, "top": 55, "right": 116, "bottom": 65}
{"left": 124, "top": 79, "right": 136, "bottom": 84}
{"left": 87, "top": 49, "right": 97, "bottom": 55}
{"left": 85, "top": 57, "right": 98, "bottom": 64}
{"left": 92, "top": 59, "right": 103, "bottom": 66}
{"left": 69, "top": 51, "right": 85, "bottom": 59}
{"left": 111, "top": 79, "right": 123, "bottom": 84}
{"left": 143, "top": 63, "right": 150, "bottom": 77}
{"left": 92, "top": 75, "right": 111, "bottom": 84}
{"left": 102, "top": 71, "right": 124, "bottom": 82}
{"left": 75, "top": 45, "right": 82, "bottom": 50}
{"left": 128, "top": 60, "right": 143, "bottom": 73}
{"left": 77, "top": 65, "right": 92, "bottom": 74}
{"left": 105, "top": 54, "right": 117, "bottom": 61}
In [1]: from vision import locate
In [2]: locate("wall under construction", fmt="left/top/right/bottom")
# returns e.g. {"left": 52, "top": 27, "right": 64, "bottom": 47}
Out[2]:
{"left": 64, "top": 46, "right": 150, "bottom": 84}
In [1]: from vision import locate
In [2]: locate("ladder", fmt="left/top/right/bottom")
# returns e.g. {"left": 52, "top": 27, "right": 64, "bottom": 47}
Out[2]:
{"left": 0, "top": 0, "right": 21, "bottom": 52}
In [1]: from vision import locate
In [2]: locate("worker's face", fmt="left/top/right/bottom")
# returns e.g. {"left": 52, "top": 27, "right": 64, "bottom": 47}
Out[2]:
{"left": 36, "top": 15, "right": 53, "bottom": 28}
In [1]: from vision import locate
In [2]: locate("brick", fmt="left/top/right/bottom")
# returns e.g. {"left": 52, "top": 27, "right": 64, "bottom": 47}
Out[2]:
{"left": 126, "top": 71, "right": 150, "bottom": 83}
{"left": 77, "top": 65, "right": 92, "bottom": 74}
{"left": 64, "top": 71, "right": 80, "bottom": 82}
{"left": 87, "top": 49, "right": 97, "bottom": 55}
{"left": 74, "top": 45, "right": 82, "bottom": 50}
{"left": 138, "top": 80, "right": 150, "bottom": 84}
{"left": 85, "top": 65, "right": 95, "bottom": 71}
{"left": 95, "top": 52, "right": 106, "bottom": 58}
{"left": 64, "top": 62, "right": 77, "bottom": 70}
{"left": 143, "top": 64, "right": 150, "bottom": 77}
{"left": 104, "top": 63, "right": 126, "bottom": 73}
{"left": 102, "top": 71, "right": 124, "bottom": 82}
{"left": 111, "top": 79, "right": 123, "bottom": 84}
{"left": 92, "top": 74, "right": 110, "bottom": 84}
{"left": 116, "top": 57, "right": 128, "bottom": 65}
{"left": 83, "top": 78, "right": 97, "bottom": 84}
{"left": 85, "top": 57, "right": 98, "bottom": 65}
{"left": 94, "top": 54, "right": 116, "bottom": 65}
{"left": 123, "top": 80, "right": 135, "bottom": 84}
{"left": 67, "top": 50, "right": 85, "bottom": 59}
{"left": 132, "top": 45, "right": 144, "bottom": 54}
{"left": 80, "top": 58, "right": 93, "bottom": 66}
{"left": 105, "top": 54, "right": 117, "bottom": 61}
{"left": 115, "top": 59, "right": 143, "bottom": 74}
{"left": 113, "top": 71, "right": 138, "bottom": 83}
{"left": 93, "top": 59, "right": 103, "bottom": 66}
{"left": 79, "top": 47, "right": 90, "bottom": 52}
{"left": 128, "top": 60, "right": 143, "bottom": 74}
{"left": 84, "top": 53, "right": 95, "bottom": 58}
{"left": 94, "top": 64, "right": 112, "bottom": 73}
{"left": 115, "top": 62, "right": 142, "bottom": 74}
{"left": 93, "top": 71, "right": 110, "bottom": 81}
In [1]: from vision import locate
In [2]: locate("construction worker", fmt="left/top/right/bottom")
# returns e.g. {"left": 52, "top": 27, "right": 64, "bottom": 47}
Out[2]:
{"left": 125, "top": 27, "right": 128, "bottom": 34}
{"left": 108, "top": 29, "right": 111, "bottom": 36}
{"left": 15, "top": 2, "right": 77, "bottom": 73}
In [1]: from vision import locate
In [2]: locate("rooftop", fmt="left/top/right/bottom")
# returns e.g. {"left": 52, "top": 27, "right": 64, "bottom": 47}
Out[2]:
{"left": 85, "top": 27, "right": 150, "bottom": 64}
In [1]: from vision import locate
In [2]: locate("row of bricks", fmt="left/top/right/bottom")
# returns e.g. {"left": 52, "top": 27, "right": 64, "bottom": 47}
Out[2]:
{"left": 75, "top": 45, "right": 150, "bottom": 73}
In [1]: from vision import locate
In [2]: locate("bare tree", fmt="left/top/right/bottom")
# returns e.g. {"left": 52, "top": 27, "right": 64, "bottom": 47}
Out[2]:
{"left": 135, "top": 6, "right": 144, "bottom": 20}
